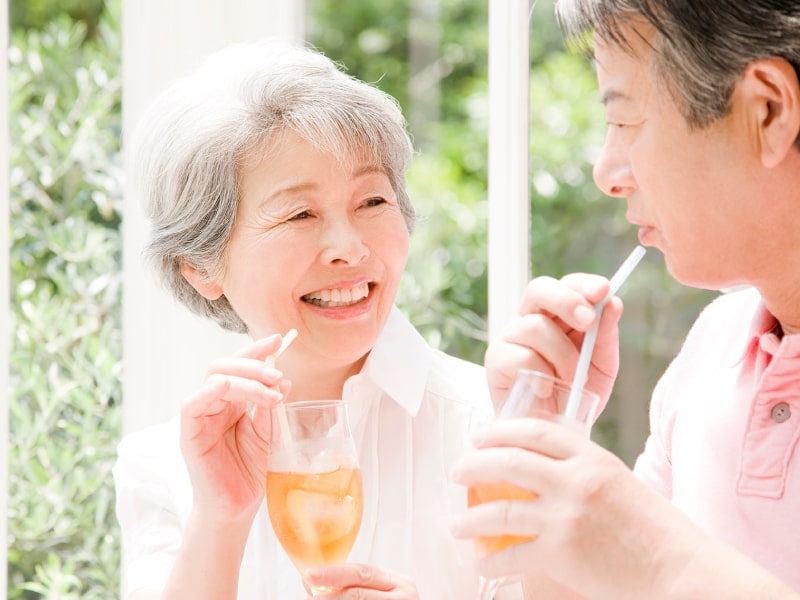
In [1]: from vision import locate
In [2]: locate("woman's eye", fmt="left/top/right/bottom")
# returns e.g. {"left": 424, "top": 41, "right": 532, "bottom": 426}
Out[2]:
{"left": 287, "top": 210, "right": 311, "bottom": 221}
{"left": 364, "top": 197, "right": 387, "bottom": 208}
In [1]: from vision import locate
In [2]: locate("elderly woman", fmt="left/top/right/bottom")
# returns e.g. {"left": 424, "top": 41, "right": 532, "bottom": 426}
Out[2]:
{"left": 113, "top": 41, "right": 495, "bottom": 599}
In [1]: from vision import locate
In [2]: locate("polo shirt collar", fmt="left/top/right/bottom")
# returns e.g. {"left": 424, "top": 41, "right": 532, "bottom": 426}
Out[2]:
{"left": 746, "top": 298, "right": 779, "bottom": 341}
{"left": 738, "top": 294, "right": 784, "bottom": 363}
{"left": 360, "top": 306, "right": 432, "bottom": 417}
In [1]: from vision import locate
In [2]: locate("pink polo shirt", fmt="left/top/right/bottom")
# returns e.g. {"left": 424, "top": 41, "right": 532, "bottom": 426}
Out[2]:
{"left": 634, "top": 286, "right": 800, "bottom": 591}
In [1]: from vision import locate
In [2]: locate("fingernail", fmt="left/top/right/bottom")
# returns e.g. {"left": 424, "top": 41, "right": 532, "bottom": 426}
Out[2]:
{"left": 471, "top": 423, "right": 487, "bottom": 446}
{"left": 573, "top": 304, "right": 595, "bottom": 327}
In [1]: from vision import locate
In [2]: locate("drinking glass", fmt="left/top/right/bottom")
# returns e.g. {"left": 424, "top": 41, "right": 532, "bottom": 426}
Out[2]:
{"left": 266, "top": 400, "right": 363, "bottom": 596}
{"left": 468, "top": 369, "right": 600, "bottom": 600}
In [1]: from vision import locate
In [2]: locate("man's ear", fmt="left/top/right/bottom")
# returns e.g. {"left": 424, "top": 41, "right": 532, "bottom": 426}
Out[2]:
{"left": 743, "top": 57, "right": 800, "bottom": 168}
{"left": 179, "top": 262, "right": 224, "bottom": 300}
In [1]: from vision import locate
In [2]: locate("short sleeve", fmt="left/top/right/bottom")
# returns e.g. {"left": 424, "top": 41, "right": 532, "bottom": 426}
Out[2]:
{"left": 631, "top": 289, "right": 751, "bottom": 499}
{"left": 633, "top": 368, "right": 675, "bottom": 499}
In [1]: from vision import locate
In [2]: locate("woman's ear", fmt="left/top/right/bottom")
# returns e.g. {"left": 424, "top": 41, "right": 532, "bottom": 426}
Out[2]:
{"left": 179, "top": 262, "right": 224, "bottom": 300}
{"left": 743, "top": 58, "right": 800, "bottom": 168}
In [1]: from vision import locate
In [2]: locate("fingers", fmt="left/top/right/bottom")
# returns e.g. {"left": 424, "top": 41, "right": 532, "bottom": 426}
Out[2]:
{"left": 193, "top": 337, "right": 290, "bottom": 414}
{"left": 590, "top": 295, "right": 623, "bottom": 380}
{"left": 486, "top": 312, "right": 581, "bottom": 390}
{"left": 232, "top": 333, "right": 283, "bottom": 360}
{"left": 449, "top": 420, "right": 592, "bottom": 550}
{"left": 487, "top": 274, "right": 624, "bottom": 408}
{"left": 477, "top": 418, "right": 587, "bottom": 459}
{"left": 203, "top": 354, "right": 283, "bottom": 392}
{"left": 450, "top": 497, "right": 542, "bottom": 545}
{"left": 486, "top": 275, "right": 607, "bottom": 394}
{"left": 184, "top": 372, "right": 285, "bottom": 419}
{"left": 518, "top": 274, "right": 609, "bottom": 329}
{"left": 306, "top": 563, "right": 411, "bottom": 595}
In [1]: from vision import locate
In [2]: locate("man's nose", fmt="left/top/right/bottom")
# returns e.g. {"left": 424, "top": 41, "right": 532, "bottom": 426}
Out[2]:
{"left": 592, "top": 135, "right": 636, "bottom": 198}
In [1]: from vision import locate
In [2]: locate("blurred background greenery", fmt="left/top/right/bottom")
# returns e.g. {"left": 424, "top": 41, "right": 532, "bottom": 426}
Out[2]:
{"left": 6, "top": 0, "right": 715, "bottom": 596}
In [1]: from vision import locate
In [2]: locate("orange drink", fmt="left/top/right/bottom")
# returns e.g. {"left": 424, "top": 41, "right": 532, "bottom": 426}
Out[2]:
{"left": 466, "top": 371, "right": 600, "bottom": 600}
{"left": 467, "top": 481, "right": 538, "bottom": 557}
{"left": 267, "top": 400, "right": 362, "bottom": 595}
{"left": 267, "top": 466, "right": 363, "bottom": 572}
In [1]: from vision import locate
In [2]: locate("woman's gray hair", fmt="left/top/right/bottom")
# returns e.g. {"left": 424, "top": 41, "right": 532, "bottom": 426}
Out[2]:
{"left": 132, "top": 40, "right": 416, "bottom": 334}
{"left": 556, "top": 0, "right": 800, "bottom": 134}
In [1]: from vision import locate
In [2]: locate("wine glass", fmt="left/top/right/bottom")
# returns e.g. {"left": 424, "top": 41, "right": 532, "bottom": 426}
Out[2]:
{"left": 266, "top": 400, "right": 363, "bottom": 596}
{"left": 467, "top": 369, "right": 600, "bottom": 599}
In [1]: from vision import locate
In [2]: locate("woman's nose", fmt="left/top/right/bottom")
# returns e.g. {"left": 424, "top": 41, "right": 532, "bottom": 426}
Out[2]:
{"left": 319, "top": 220, "right": 369, "bottom": 265}
{"left": 592, "top": 134, "right": 636, "bottom": 198}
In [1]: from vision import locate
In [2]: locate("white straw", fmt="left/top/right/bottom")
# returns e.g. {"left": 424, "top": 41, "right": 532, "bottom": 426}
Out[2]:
{"left": 265, "top": 328, "right": 298, "bottom": 368}
{"left": 564, "top": 246, "right": 646, "bottom": 420}
{"left": 257, "top": 329, "right": 298, "bottom": 444}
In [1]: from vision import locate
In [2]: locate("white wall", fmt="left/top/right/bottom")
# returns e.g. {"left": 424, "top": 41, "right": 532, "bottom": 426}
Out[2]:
{"left": 121, "top": 0, "right": 305, "bottom": 434}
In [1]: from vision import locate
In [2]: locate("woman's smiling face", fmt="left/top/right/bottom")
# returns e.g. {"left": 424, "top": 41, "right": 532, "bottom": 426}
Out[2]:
{"left": 190, "top": 131, "right": 410, "bottom": 370}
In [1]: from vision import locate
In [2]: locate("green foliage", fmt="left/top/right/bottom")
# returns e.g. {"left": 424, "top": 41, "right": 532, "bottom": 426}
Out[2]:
{"left": 402, "top": 152, "right": 490, "bottom": 362}
{"left": 10, "top": 0, "right": 107, "bottom": 39}
{"left": 8, "top": 1, "right": 123, "bottom": 598}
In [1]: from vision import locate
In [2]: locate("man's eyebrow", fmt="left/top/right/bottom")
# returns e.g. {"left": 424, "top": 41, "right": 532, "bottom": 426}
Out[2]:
{"left": 600, "top": 88, "right": 630, "bottom": 105}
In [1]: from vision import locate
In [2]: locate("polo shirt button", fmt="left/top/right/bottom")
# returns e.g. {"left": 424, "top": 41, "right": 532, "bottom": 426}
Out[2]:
{"left": 771, "top": 402, "right": 791, "bottom": 423}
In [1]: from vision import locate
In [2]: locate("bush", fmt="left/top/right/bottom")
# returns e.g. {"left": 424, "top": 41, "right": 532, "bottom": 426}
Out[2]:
{"left": 7, "top": 2, "right": 123, "bottom": 598}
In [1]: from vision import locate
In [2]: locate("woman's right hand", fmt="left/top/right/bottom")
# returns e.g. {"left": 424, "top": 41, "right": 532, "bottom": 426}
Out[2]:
{"left": 484, "top": 273, "right": 623, "bottom": 412}
{"left": 179, "top": 334, "right": 290, "bottom": 520}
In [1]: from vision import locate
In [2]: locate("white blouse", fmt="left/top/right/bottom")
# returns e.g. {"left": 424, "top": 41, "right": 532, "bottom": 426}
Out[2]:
{"left": 113, "top": 307, "right": 509, "bottom": 599}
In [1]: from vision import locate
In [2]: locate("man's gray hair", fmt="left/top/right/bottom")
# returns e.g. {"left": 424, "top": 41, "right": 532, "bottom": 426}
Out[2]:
{"left": 556, "top": 0, "right": 800, "bottom": 132}
{"left": 131, "top": 40, "right": 416, "bottom": 334}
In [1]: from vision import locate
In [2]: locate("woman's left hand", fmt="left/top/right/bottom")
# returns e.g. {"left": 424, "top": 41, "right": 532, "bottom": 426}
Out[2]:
{"left": 304, "top": 564, "right": 418, "bottom": 599}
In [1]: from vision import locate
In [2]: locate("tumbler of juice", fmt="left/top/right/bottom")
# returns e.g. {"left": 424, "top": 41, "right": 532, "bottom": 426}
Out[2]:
{"left": 267, "top": 465, "right": 363, "bottom": 570}
{"left": 266, "top": 400, "right": 362, "bottom": 594}
{"left": 467, "top": 369, "right": 599, "bottom": 558}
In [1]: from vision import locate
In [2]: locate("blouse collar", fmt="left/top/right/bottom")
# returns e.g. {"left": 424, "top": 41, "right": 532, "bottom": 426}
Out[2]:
{"left": 359, "top": 306, "right": 433, "bottom": 417}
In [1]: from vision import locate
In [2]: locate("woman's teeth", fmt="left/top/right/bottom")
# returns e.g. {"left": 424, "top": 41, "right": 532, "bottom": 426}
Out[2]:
{"left": 303, "top": 282, "right": 370, "bottom": 307}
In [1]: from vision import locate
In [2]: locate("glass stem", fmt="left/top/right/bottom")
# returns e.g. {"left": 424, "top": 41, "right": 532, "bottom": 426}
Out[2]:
{"left": 478, "top": 576, "right": 501, "bottom": 600}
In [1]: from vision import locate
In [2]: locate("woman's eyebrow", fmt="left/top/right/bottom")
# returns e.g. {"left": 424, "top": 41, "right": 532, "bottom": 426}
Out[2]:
{"left": 263, "top": 181, "right": 316, "bottom": 205}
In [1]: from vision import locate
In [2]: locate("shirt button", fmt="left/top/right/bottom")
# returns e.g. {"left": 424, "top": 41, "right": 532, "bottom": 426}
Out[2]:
{"left": 771, "top": 402, "right": 791, "bottom": 423}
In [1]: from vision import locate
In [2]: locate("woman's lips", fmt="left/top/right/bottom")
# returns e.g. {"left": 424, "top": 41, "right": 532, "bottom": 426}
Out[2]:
{"left": 301, "top": 282, "right": 371, "bottom": 308}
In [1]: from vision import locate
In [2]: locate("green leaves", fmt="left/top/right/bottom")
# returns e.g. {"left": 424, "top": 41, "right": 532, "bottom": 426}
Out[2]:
{"left": 8, "top": 1, "right": 123, "bottom": 598}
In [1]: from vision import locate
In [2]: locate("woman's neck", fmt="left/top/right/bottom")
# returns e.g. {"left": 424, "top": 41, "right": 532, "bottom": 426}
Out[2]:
{"left": 280, "top": 353, "right": 368, "bottom": 402}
